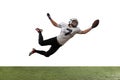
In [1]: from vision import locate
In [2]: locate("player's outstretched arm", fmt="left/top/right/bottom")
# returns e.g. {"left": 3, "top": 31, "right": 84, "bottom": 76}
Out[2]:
{"left": 79, "top": 27, "right": 92, "bottom": 34}
{"left": 79, "top": 19, "right": 99, "bottom": 34}
{"left": 47, "top": 13, "right": 58, "bottom": 27}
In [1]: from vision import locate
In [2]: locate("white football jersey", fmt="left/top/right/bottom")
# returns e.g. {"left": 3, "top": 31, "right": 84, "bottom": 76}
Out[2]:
{"left": 57, "top": 22, "right": 81, "bottom": 45}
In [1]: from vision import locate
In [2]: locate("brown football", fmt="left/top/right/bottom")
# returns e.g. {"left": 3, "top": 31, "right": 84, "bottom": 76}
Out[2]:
{"left": 92, "top": 19, "right": 99, "bottom": 28}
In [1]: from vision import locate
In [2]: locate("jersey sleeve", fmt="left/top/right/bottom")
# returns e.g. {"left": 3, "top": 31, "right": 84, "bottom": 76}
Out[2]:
{"left": 76, "top": 28, "right": 82, "bottom": 34}
{"left": 57, "top": 22, "right": 67, "bottom": 28}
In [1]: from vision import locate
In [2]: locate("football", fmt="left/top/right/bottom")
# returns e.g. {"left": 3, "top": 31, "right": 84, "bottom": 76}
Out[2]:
{"left": 92, "top": 19, "right": 99, "bottom": 28}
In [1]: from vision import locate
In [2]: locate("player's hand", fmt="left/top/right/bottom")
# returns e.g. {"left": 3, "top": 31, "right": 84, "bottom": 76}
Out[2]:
{"left": 91, "top": 19, "right": 99, "bottom": 28}
{"left": 47, "top": 13, "right": 52, "bottom": 20}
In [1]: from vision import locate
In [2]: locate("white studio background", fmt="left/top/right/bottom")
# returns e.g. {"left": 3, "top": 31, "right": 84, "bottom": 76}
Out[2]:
{"left": 0, "top": 0, "right": 120, "bottom": 66}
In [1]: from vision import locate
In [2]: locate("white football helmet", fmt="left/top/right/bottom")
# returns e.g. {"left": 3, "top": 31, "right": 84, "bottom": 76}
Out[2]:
{"left": 69, "top": 18, "right": 78, "bottom": 27}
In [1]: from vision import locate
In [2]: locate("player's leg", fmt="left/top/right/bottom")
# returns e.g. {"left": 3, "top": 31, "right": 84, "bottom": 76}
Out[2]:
{"left": 35, "top": 44, "right": 61, "bottom": 57}
{"left": 29, "top": 48, "right": 45, "bottom": 56}
{"left": 36, "top": 28, "right": 44, "bottom": 46}
{"left": 36, "top": 28, "right": 55, "bottom": 46}
{"left": 29, "top": 37, "right": 62, "bottom": 57}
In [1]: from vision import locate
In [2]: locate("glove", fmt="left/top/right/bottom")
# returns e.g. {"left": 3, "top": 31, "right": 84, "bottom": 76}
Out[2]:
{"left": 92, "top": 19, "right": 99, "bottom": 28}
{"left": 47, "top": 13, "right": 52, "bottom": 20}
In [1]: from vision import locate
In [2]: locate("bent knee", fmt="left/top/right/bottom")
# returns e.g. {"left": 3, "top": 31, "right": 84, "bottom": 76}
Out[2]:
{"left": 44, "top": 54, "right": 51, "bottom": 57}
{"left": 39, "top": 41, "right": 44, "bottom": 46}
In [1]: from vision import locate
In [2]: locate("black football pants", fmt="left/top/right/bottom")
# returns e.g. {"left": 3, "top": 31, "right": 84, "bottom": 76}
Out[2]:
{"left": 35, "top": 32, "right": 62, "bottom": 57}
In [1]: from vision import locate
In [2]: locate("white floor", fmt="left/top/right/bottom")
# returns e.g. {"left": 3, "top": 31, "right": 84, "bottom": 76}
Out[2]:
{"left": 0, "top": 0, "right": 120, "bottom": 66}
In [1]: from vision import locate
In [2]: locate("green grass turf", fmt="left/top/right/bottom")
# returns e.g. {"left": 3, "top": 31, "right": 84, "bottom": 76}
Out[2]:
{"left": 0, "top": 67, "right": 120, "bottom": 80}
